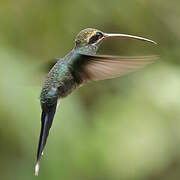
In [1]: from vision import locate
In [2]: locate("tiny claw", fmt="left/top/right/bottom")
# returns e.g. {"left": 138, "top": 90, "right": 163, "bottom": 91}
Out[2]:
{"left": 35, "top": 161, "right": 40, "bottom": 176}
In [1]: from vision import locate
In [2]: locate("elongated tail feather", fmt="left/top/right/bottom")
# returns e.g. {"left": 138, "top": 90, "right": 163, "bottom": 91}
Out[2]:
{"left": 35, "top": 100, "right": 57, "bottom": 176}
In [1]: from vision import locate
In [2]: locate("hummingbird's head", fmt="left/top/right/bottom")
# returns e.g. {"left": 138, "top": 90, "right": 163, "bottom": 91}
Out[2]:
{"left": 75, "top": 28, "right": 104, "bottom": 48}
{"left": 74, "top": 28, "right": 157, "bottom": 54}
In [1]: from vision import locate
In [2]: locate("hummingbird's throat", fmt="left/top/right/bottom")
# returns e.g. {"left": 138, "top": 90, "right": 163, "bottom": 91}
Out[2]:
{"left": 76, "top": 44, "right": 98, "bottom": 55}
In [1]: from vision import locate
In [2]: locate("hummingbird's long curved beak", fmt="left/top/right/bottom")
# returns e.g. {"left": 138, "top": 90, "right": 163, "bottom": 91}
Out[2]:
{"left": 103, "top": 33, "right": 157, "bottom": 44}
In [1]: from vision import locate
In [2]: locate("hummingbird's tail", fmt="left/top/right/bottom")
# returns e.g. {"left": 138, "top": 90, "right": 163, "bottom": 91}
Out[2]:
{"left": 35, "top": 100, "right": 57, "bottom": 176}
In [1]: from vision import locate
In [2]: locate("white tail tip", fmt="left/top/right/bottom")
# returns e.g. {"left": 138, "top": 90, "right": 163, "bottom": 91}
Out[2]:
{"left": 35, "top": 161, "right": 40, "bottom": 176}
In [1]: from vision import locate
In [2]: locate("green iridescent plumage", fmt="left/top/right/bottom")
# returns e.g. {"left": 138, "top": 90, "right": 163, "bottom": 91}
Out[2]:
{"left": 35, "top": 28, "right": 158, "bottom": 176}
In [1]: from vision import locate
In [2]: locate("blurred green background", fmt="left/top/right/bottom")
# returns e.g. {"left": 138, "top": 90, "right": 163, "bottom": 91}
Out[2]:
{"left": 0, "top": 0, "right": 180, "bottom": 179}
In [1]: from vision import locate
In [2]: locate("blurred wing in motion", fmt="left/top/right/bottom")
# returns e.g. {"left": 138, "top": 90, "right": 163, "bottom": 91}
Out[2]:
{"left": 29, "top": 59, "right": 59, "bottom": 86}
{"left": 72, "top": 54, "right": 158, "bottom": 81}
{"left": 41, "top": 58, "right": 59, "bottom": 73}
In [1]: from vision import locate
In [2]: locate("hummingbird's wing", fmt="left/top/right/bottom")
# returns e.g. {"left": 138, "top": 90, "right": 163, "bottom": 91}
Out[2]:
{"left": 73, "top": 54, "right": 158, "bottom": 81}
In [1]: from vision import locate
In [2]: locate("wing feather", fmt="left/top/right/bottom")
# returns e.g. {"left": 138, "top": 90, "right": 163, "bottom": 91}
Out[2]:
{"left": 73, "top": 54, "right": 158, "bottom": 81}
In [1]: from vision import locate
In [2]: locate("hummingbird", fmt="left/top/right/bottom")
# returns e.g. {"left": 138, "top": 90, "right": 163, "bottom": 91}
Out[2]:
{"left": 35, "top": 28, "right": 157, "bottom": 175}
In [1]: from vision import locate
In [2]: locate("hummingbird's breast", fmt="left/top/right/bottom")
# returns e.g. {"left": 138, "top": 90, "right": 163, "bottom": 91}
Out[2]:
{"left": 40, "top": 54, "right": 82, "bottom": 105}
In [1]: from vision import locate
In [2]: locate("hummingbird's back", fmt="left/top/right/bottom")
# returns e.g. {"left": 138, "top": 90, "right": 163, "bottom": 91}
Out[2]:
{"left": 40, "top": 53, "right": 82, "bottom": 106}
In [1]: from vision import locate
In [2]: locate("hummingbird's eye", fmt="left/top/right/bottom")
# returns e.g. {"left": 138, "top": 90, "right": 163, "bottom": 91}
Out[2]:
{"left": 89, "top": 32, "right": 104, "bottom": 44}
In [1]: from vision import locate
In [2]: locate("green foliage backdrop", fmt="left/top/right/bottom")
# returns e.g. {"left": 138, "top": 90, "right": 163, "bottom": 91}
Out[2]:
{"left": 0, "top": 0, "right": 180, "bottom": 179}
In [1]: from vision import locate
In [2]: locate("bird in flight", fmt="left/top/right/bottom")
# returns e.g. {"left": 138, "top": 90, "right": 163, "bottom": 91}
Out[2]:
{"left": 35, "top": 28, "right": 158, "bottom": 176}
